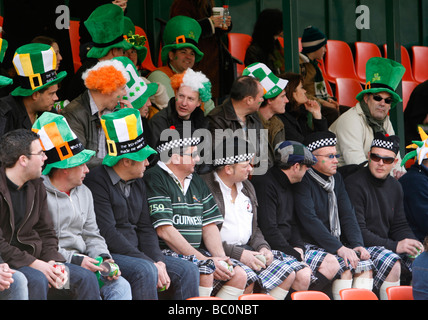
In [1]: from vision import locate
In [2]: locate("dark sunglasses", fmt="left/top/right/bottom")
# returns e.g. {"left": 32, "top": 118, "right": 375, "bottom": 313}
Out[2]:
{"left": 370, "top": 153, "right": 395, "bottom": 165}
{"left": 372, "top": 95, "right": 393, "bottom": 105}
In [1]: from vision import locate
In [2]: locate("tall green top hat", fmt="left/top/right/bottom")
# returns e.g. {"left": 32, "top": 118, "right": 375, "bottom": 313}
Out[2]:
{"left": 32, "top": 112, "right": 95, "bottom": 175}
{"left": 123, "top": 16, "right": 148, "bottom": 64}
{"left": 12, "top": 43, "right": 67, "bottom": 96}
{"left": 356, "top": 57, "right": 406, "bottom": 108}
{"left": 161, "top": 15, "right": 204, "bottom": 64}
{"left": 243, "top": 62, "right": 288, "bottom": 99}
{"left": 0, "top": 38, "right": 13, "bottom": 88}
{"left": 113, "top": 56, "right": 158, "bottom": 109}
{"left": 85, "top": 4, "right": 133, "bottom": 59}
{"left": 101, "top": 108, "right": 157, "bottom": 167}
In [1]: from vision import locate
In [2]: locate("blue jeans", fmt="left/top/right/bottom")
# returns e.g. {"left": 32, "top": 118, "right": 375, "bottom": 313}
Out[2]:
{"left": 18, "top": 263, "right": 100, "bottom": 300}
{"left": 412, "top": 252, "right": 428, "bottom": 300}
{"left": 111, "top": 254, "right": 199, "bottom": 300}
{"left": 100, "top": 275, "right": 132, "bottom": 300}
{"left": 0, "top": 270, "right": 28, "bottom": 300}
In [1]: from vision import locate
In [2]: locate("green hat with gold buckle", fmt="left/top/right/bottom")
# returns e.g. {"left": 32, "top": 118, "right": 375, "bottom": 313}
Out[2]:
{"left": 11, "top": 43, "right": 67, "bottom": 96}
{"left": 356, "top": 57, "right": 406, "bottom": 108}
{"left": 161, "top": 15, "right": 204, "bottom": 64}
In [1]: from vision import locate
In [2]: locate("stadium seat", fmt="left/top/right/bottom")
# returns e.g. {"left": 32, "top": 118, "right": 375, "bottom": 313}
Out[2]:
{"left": 355, "top": 42, "right": 382, "bottom": 84}
{"left": 238, "top": 293, "right": 275, "bottom": 300}
{"left": 335, "top": 77, "right": 362, "bottom": 107}
{"left": 412, "top": 46, "right": 428, "bottom": 83}
{"left": 324, "top": 40, "right": 359, "bottom": 84}
{"left": 187, "top": 296, "right": 224, "bottom": 300}
{"left": 228, "top": 33, "right": 252, "bottom": 76}
{"left": 383, "top": 44, "right": 415, "bottom": 82}
{"left": 277, "top": 37, "right": 302, "bottom": 52}
{"left": 386, "top": 285, "right": 414, "bottom": 300}
{"left": 339, "top": 288, "right": 378, "bottom": 300}
{"left": 402, "top": 80, "right": 419, "bottom": 111}
{"left": 69, "top": 20, "right": 82, "bottom": 73}
{"left": 317, "top": 59, "right": 334, "bottom": 97}
{"left": 134, "top": 25, "right": 157, "bottom": 72}
{"left": 291, "top": 290, "right": 331, "bottom": 300}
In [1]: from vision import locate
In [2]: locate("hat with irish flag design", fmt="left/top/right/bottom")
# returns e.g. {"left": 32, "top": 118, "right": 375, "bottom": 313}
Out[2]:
{"left": 242, "top": 62, "right": 288, "bottom": 99}
{"left": 32, "top": 112, "right": 95, "bottom": 175}
{"left": 12, "top": 43, "right": 67, "bottom": 96}
{"left": 101, "top": 108, "right": 157, "bottom": 167}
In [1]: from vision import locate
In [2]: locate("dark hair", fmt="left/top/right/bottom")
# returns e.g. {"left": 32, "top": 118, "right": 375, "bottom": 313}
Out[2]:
{"left": 230, "top": 76, "right": 260, "bottom": 101}
{"left": 251, "top": 9, "right": 283, "bottom": 54}
{"left": 31, "top": 35, "right": 57, "bottom": 46}
{"left": 0, "top": 129, "right": 39, "bottom": 168}
{"left": 279, "top": 72, "right": 304, "bottom": 111}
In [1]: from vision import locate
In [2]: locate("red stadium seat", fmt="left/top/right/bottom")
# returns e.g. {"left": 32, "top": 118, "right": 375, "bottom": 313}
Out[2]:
{"left": 291, "top": 290, "right": 331, "bottom": 300}
{"left": 402, "top": 80, "right": 419, "bottom": 111}
{"left": 383, "top": 44, "right": 415, "bottom": 82}
{"left": 238, "top": 293, "right": 275, "bottom": 300}
{"left": 134, "top": 25, "right": 157, "bottom": 72}
{"left": 412, "top": 46, "right": 428, "bottom": 83}
{"left": 355, "top": 42, "right": 382, "bottom": 84}
{"left": 340, "top": 288, "right": 378, "bottom": 300}
{"left": 386, "top": 285, "right": 414, "bottom": 300}
{"left": 228, "top": 33, "right": 252, "bottom": 76}
{"left": 69, "top": 20, "right": 82, "bottom": 73}
{"left": 335, "top": 77, "right": 362, "bottom": 107}
{"left": 324, "top": 40, "right": 359, "bottom": 84}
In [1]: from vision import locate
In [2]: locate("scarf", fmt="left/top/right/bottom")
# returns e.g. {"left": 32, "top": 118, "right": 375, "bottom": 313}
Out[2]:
{"left": 307, "top": 168, "right": 341, "bottom": 239}
{"left": 359, "top": 99, "right": 387, "bottom": 135}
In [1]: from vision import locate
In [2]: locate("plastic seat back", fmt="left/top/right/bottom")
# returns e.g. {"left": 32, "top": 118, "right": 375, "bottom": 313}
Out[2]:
{"left": 291, "top": 290, "right": 331, "bottom": 300}
{"left": 386, "top": 285, "right": 414, "bottom": 300}
{"left": 134, "top": 25, "right": 157, "bottom": 72}
{"left": 187, "top": 296, "right": 224, "bottom": 300}
{"left": 355, "top": 42, "right": 382, "bottom": 84}
{"left": 238, "top": 293, "right": 275, "bottom": 300}
{"left": 412, "top": 46, "right": 428, "bottom": 83}
{"left": 402, "top": 80, "right": 419, "bottom": 111}
{"left": 228, "top": 33, "right": 252, "bottom": 76}
{"left": 69, "top": 20, "right": 82, "bottom": 73}
{"left": 384, "top": 44, "right": 415, "bottom": 81}
{"left": 340, "top": 288, "right": 378, "bottom": 300}
{"left": 324, "top": 40, "right": 358, "bottom": 84}
{"left": 335, "top": 77, "right": 362, "bottom": 107}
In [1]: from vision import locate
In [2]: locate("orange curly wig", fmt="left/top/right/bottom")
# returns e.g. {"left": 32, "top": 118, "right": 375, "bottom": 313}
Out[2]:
{"left": 84, "top": 65, "right": 128, "bottom": 95}
{"left": 170, "top": 72, "right": 185, "bottom": 92}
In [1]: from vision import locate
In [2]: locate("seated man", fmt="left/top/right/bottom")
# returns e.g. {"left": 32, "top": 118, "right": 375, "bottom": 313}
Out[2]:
{"left": 84, "top": 108, "right": 199, "bottom": 300}
{"left": 251, "top": 140, "right": 341, "bottom": 297}
{"left": 293, "top": 131, "right": 374, "bottom": 300}
{"left": 144, "top": 124, "right": 247, "bottom": 299}
{"left": 345, "top": 132, "right": 423, "bottom": 299}
{"left": 329, "top": 57, "right": 406, "bottom": 177}
{"left": 62, "top": 59, "right": 132, "bottom": 168}
{"left": 33, "top": 112, "right": 132, "bottom": 300}
{"left": 202, "top": 137, "right": 312, "bottom": 300}
{"left": 0, "top": 260, "right": 28, "bottom": 300}
{"left": 0, "top": 129, "right": 100, "bottom": 300}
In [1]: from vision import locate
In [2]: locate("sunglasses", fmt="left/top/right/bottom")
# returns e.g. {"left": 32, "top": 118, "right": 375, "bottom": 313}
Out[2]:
{"left": 314, "top": 153, "right": 341, "bottom": 160}
{"left": 372, "top": 95, "right": 393, "bottom": 105}
{"left": 370, "top": 153, "right": 395, "bottom": 165}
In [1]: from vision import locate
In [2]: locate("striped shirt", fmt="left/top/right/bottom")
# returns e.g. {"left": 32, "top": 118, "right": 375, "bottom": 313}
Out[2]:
{"left": 144, "top": 163, "right": 223, "bottom": 249}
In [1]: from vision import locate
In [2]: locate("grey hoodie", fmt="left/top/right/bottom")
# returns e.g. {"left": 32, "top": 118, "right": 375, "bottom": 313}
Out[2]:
{"left": 43, "top": 176, "right": 111, "bottom": 263}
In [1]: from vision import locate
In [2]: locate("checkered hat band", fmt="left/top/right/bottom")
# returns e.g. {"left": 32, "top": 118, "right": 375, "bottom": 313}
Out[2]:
{"left": 371, "top": 139, "right": 394, "bottom": 150}
{"left": 307, "top": 138, "right": 337, "bottom": 152}
{"left": 213, "top": 153, "right": 255, "bottom": 166}
{"left": 157, "top": 137, "right": 201, "bottom": 153}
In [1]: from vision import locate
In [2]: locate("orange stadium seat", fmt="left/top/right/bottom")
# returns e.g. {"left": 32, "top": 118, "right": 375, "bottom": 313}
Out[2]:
{"left": 69, "top": 20, "right": 82, "bottom": 73}
{"left": 355, "top": 41, "right": 382, "bottom": 84}
{"left": 335, "top": 77, "right": 362, "bottom": 107}
{"left": 386, "top": 285, "right": 414, "bottom": 300}
{"left": 317, "top": 58, "right": 334, "bottom": 97}
{"left": 383, "top": 44, "right": 415, "bottom": 82}
{"left": 402, "top": 80, "right": 419, "bottom": 111}
{"left": 134, "top": 25, "right": 157, "bottom": 72}
{"left": 324, "top": 40, "right": 359, "bottom": 84}
{"left": 228, "top": 33, "right": 252, "bottom": 76}
{"left": 291, "top": 290, "right": 331, "bottom": 300}
{"left": 238, "top": 293, "right": 275, "bottom": 300}
{"left": 187, "top": 296, "right": 224, "bottom": 300}
{"left": 412, "top": 46, "right": 428, "bottom": 83}
{"left": 339, "top": 288, "right": 378, "bottom": 300}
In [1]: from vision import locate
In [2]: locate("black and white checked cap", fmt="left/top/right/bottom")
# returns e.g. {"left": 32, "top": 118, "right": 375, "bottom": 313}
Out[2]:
{"left": 371, "top": 132, "right": 400, "bottom": 154}
{"left": 304, "top": 131, "right": 337, "bottom": 152}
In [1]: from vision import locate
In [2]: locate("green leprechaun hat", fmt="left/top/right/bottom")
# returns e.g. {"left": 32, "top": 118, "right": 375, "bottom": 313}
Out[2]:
{"left": 32, "top": 112, "right": 95, "bottom": 175}
{"left": 113, "top": 56, "right": 158, "bottom": 110}
{"left": 101, "top": 108, "right": 157, "bottom": 167}
{"left": 84, "top": 4, "right": 133, "bottom": 59}
{"left": 0, "top": 38, "right": 13, "bottom": 88}
{"left": 123, "top": 16, "right": 148, "bottom": 65}
{"left": 243, "top": 62, "right": 288, "bottom": 99}
{"left": 161, "top": 15, "right": 204, "bottom": 64}
{"left": 11, "top": 43, "right": 67, "bottom": 96}
{"left": 356, "top": 57, "right": 406, "bottom": 108}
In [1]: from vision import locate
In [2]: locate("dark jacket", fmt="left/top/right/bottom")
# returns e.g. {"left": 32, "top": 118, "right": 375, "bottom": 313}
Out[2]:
{"left": 0, "top": 167, "right": 64, "bottom": 269}
{"left": 251, "top": 166, "right": 305, "bottom": 260}
{"left": 201, "top": 171, "right": 269, "bottom": 261}
{"left": 84, "top": 165, "right": 165, "bottom": 263}
{"left": 61, "top": 90, "right": 102, "bottom": 168}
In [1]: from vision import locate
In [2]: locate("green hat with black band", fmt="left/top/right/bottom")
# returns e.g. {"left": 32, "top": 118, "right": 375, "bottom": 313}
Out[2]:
{"left": 161, "top": 15, "right": 204, "bottom": 64}
{"left": 32, "top": 112, "right": 95, "bottom": 175}
{"left": 356, "top": 57, "right": 406, "bottom": 108}
{"left": 85, "top": 3, "right": 133, "bottom": 59}
{"left": 11, "top": 43, "right": 67, "bottom": 96}
{"left": 101, "top": 108, "right": 157, "bottom": 167}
